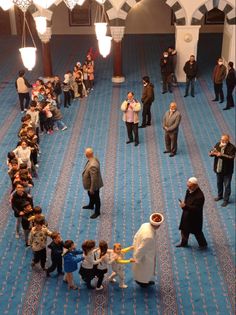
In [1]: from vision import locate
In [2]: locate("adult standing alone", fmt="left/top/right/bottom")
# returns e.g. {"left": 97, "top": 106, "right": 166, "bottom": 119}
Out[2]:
{"left": 162, "top": 102, "right": 181, "bottom": 157}
{"left": 82, "top": 148, "right": 103, "bottom": 219}
{"left": 176, "top": 177, "right": 208, "bottom": 249}
{"left": 223, "top": 61, "right": 236, "bottom": 110}
{"left": 209, "top": 134, "right": 236, "bottom": 207}
{"left": 183, "top": 54, "right": 198, "bottom": 97}
{"left": 139, "top": 76, "right": 155, "bottom": 128}
{"left": 15, "top": 70, "right": 32, "bottom": 113}
{"left": 212, "top": 57, "right": 226, "bottom": 103}
{"left": 121, "top": 91, "right": 141, "bottom": 147}
{"left": 132, "top": 213, "right": 164, "bottom": 288}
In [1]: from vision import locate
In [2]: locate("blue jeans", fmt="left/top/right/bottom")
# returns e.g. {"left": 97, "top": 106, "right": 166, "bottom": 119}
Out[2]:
{"left": 54, "top": 119, "right": 66, "bottom": 129}
{"left": 216, "top": 173, "right": 232, "bottom": 201}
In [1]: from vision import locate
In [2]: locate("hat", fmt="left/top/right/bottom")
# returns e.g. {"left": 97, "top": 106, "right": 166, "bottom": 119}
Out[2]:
{"left": 76, "top": 61, "right": 81, "bottom": 67}
{"left": 188, "top": 177, "right": 198, "bottom": 184}
{"left": 149, "top": 213, "right": 164, "bottom": 226}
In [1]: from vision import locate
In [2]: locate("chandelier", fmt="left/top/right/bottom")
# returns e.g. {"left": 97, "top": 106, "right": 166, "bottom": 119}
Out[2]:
{"left": 34, "top": 16, "right": 47, "bottom": 34}
{"left": 19, "top": 12, "right": 37, "bottom": 70}
{"left": 0, "top": 0, "right": 13, "bottom": 10}
{"left": 98, "top": 36, "right": 112, "bottom": 58}
{"left": 13, "top": 0, "right": 32, "bottom": 12}
{"left": 33, "top": 0, "right": 55, "bottom": 8}
{"left": 63, "top": 0, "right": 78, "bottom": 10}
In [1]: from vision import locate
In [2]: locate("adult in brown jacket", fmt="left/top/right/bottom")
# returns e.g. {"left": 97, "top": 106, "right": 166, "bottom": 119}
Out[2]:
{"left": 82, "top": 148, "right": 103, "bottom": 219}
{"left": 212, "top": 57, "right": 226, "bottom": 103}
{"left": 162, "top": 102, "right": 181, "bottom": 157}
{"left": 139, "top": 76, "right": 155, "bottom": 128}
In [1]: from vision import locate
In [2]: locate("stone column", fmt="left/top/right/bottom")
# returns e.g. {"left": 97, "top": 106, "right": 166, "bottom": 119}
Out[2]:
{"left": 221, "top": 21, "right": 236, "bottom": 64}
{"left": 9, "top": 6, "right": 17, "bottom": 35}
{"left": 175, "top": 25, "right": 201, "bottom": 82}
{"left": 38, "top": 27, "right": 53, "bottom": 78}
{"left": 110, "top": 26, "right": 125, "bottom": 83}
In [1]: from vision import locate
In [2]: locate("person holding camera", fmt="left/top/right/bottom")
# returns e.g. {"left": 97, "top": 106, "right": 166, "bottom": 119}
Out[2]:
{"left": 209, "top": 134, "right": 235, "bottom": 207}
{"left": 121, "top": 91, "right": 141, "bottom": 147}
{"left": 160, "top": 51, "right": 173, "bottom": 94}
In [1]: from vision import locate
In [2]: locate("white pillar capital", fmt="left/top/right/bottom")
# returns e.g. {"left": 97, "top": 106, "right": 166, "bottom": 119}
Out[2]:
{"left": 110, "top": 26, "right": 125, "bottom": 42}
{"left": 38, "top": 27, "right": 52, "bottom": 43}
{"left": 175, "top": 25, "right": 201, "bottom": 82}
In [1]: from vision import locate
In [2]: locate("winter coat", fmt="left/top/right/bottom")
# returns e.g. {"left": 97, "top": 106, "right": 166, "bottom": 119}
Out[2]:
{"left": 121, "top": 99, "right": 141, "bottom": 124}
{"left": 63, "top": 249, "right": 84, "bottom": 273}
{"left": 141, "top": 83, "right": 155, "bottom": 105}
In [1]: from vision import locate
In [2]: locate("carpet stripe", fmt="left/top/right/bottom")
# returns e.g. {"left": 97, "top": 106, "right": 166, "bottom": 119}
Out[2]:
{"left": 174, "top": 87, "right": 235, "bottom": 312}
{"left": 21, "top": 100, "right": 88, "bottom": 315}
{"left": 198, "top": 78, "right": 235, "bottom": 142}
{"left": 92, "top": 85, "right": 120, "bottom": 315}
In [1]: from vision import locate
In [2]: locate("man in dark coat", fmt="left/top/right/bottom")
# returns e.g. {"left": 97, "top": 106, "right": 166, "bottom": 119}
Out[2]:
{"left": 160, "top": 51, "right": 173, "bottom": 94}
{"left": 183, "top": 54, "right": 198, "bottom": 97}
{"left": 223, "top": 61, "right": 236, "bottom": 110}
{"left": 209, "top": 134, "right": 236, "bottom": 207}
{"left": 139, "top": 76, "right": 155, "bottom": 128}
{"left": 176, "top": 177, "right": 208, "bottom": 248}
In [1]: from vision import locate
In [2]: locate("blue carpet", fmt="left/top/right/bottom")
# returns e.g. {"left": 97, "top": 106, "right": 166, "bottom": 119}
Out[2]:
{"left": 0, "top": 34, "right": 235, "bottom": 315}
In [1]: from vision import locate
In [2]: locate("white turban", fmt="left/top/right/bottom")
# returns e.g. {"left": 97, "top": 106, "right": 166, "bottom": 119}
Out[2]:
{"left": 149, "top": 213, "right": 164, "bottom": 226}
{"left": 188, "top": 177, "right": 198, "bottom": 184}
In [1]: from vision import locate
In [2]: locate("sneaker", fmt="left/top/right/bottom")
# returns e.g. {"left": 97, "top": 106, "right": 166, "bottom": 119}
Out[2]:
{"left": 119, "top": 284, "right": 128, "bottom": 289}
{"left": 61, "top": 126, "right": 68, "bottom": 131}
{"left": 15, "top": 232, "right": 20, "bottom": 239}
{"left": 96, "top": 285, "right": 104, "bottom": 291}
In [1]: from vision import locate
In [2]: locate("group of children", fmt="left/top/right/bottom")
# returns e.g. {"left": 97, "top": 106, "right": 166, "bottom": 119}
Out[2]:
{"left": 7, "top": 51, "right": 136, "bottom": 290}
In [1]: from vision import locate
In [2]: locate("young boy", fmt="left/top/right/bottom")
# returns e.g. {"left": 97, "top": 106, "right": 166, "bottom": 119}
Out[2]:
{"left": 21, "top": 201, "right": 34, "bottom": 246}
{"left": 29, "top": 217, "right": 52, "bottom": 270}
{"left": 46, "top": 232, "right": 64, "bottom": 277}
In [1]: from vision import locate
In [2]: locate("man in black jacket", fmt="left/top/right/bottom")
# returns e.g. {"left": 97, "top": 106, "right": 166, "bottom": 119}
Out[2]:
{"left": 183, "top": 55, "right": 198, "bottom": 97}
{"left": 176, "top": 177, "right": 208, "bottom": 248}
{"left": 160, "top": 51, "right": 173, "bottom": 94}
{"left": 139, "top": 76, "right": 155, "bottom": 128}
{"left": 223, "top": 61, "right": 236, "bottom": 110}
{"left": 209, "top": 134, "right": 236, "bottom": 206}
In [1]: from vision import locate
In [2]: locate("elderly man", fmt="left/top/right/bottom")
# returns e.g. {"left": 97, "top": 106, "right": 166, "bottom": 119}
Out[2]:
{"left": 82, "top": 148, "right": 103, "bottom": 219}
{"left": 132, "top": 212, "right": 164, "bottom": 288}
{"left": 177, "top": 177, "right": 208, "bottom": 249}
{"left": 209, "top": 134, "right": 236, "bottom": 207}
{"left": 162, "top": 102, "right": 181, "bottom": 157}
{"left": 121, "top": 91, "right": 141, "bottom": 147}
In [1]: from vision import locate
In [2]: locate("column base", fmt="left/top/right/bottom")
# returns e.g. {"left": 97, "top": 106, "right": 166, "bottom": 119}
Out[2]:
{"left": 112, "top": 76, "right": 125, "bottom": 83}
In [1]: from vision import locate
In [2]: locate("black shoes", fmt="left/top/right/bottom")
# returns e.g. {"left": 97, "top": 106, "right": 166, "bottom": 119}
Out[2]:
{"left": 221, "top": 201, "right": 228, "bottom": 207}
{"left": 126, "top": 140, "right": 134, "bottom": 144}
{"left": 176, "top": 243, "right": 188, "bottom": 248}
{"left": 219, "top": 100, "right": 224, "bottom": 103}
{"left": 184, "top": 94, "right": 188, "bottom": 97}
{"left": 169, "top": 153, "right": 175, "bottom": 157}
{"left": 214, "top": 197, "right": 223, "bottom": 201}
{"left": 163, "top": 150, "right": 170, "bottom": 154}
{"left": 134, "top": 143, "right": 139, "bottom": 147}
{"left": 90, "top": 213, "right": 100, "bottom": 219}
{"left": 212, "top": 99, "right": 219, "bottom": 102}
{"left": 146, "top": 123, "right": 151, "bottom": 126}
{"left": 191, "top": 95, "right": 195, "bottom": 97}
{"left": 83, "top": 205, "right": 94, "bottom": 209}
{"left": 223, "top": 107, "right": 230, "bottom": 110}
{"left": 162, "top": 91, "right": 167, "bottom": 94}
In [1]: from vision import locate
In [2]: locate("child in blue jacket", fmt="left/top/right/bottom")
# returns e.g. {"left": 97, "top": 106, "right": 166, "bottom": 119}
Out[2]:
{"left": 63, "top": 240, "right": 84, "bottom": 290}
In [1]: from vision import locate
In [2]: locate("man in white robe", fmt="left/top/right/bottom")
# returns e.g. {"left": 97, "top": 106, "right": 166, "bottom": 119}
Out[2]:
{"left": 132, "top": 213, "right": 164, "bottom": 287}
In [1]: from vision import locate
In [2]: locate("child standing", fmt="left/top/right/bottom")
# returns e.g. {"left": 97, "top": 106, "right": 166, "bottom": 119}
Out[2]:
{"left": 29, "top": 218, "right": 52, "bottom": 270}
{"left": 63, "top": 240, "right": 84, "bottom": 290}
{"left": 46, "top": 232, "right": 64, "bottom": 277}
{"left": 108, "top": 243, "right": 134, "bottom": 289}
{"left": 79, "top": 240, "right": 102, "bottom": 289}
{"left": 95, "top": 240, "right": 110, "bottom": 290}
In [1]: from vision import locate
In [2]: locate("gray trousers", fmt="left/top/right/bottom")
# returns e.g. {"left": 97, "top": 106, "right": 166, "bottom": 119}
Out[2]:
{"left": 165, "top": 131, "right": 178, "bottom": 154}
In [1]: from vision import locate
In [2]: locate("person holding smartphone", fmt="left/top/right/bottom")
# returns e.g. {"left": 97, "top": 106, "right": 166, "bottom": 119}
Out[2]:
{"left": 176, "top": 177, "right": 208, "bottom": 249}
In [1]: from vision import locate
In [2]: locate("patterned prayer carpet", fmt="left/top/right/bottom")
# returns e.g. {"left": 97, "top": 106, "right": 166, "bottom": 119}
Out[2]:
{"left": 0, "top": 34, "right": 235, "bottom": 315}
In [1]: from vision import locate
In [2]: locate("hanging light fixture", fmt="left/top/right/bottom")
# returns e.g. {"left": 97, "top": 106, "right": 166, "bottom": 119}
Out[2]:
{"left": 77, "top": 0, "right": 85, "bottom": 5}
{"left": 33, "top": 0, "right": 55, "bottom": 8}
{"left": 19, "top": 12, "right": 37, "bottom": 71}
{"left": 94, "top": 22, "right": 107, "bottom": 40}
{"left": 13, "top": 0, "right": 32, "bottom": 12}
{"left": 98, "top": 36, "right": 112, "bottom": 58}
{"left": 34, "top": 16, "right": 47, "bottom": 34}
{"left": 0, "top": 0, "right": 13, "bottom": 10}
{"left": 63, "top": 0, "right": 78, "bottom": 10}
